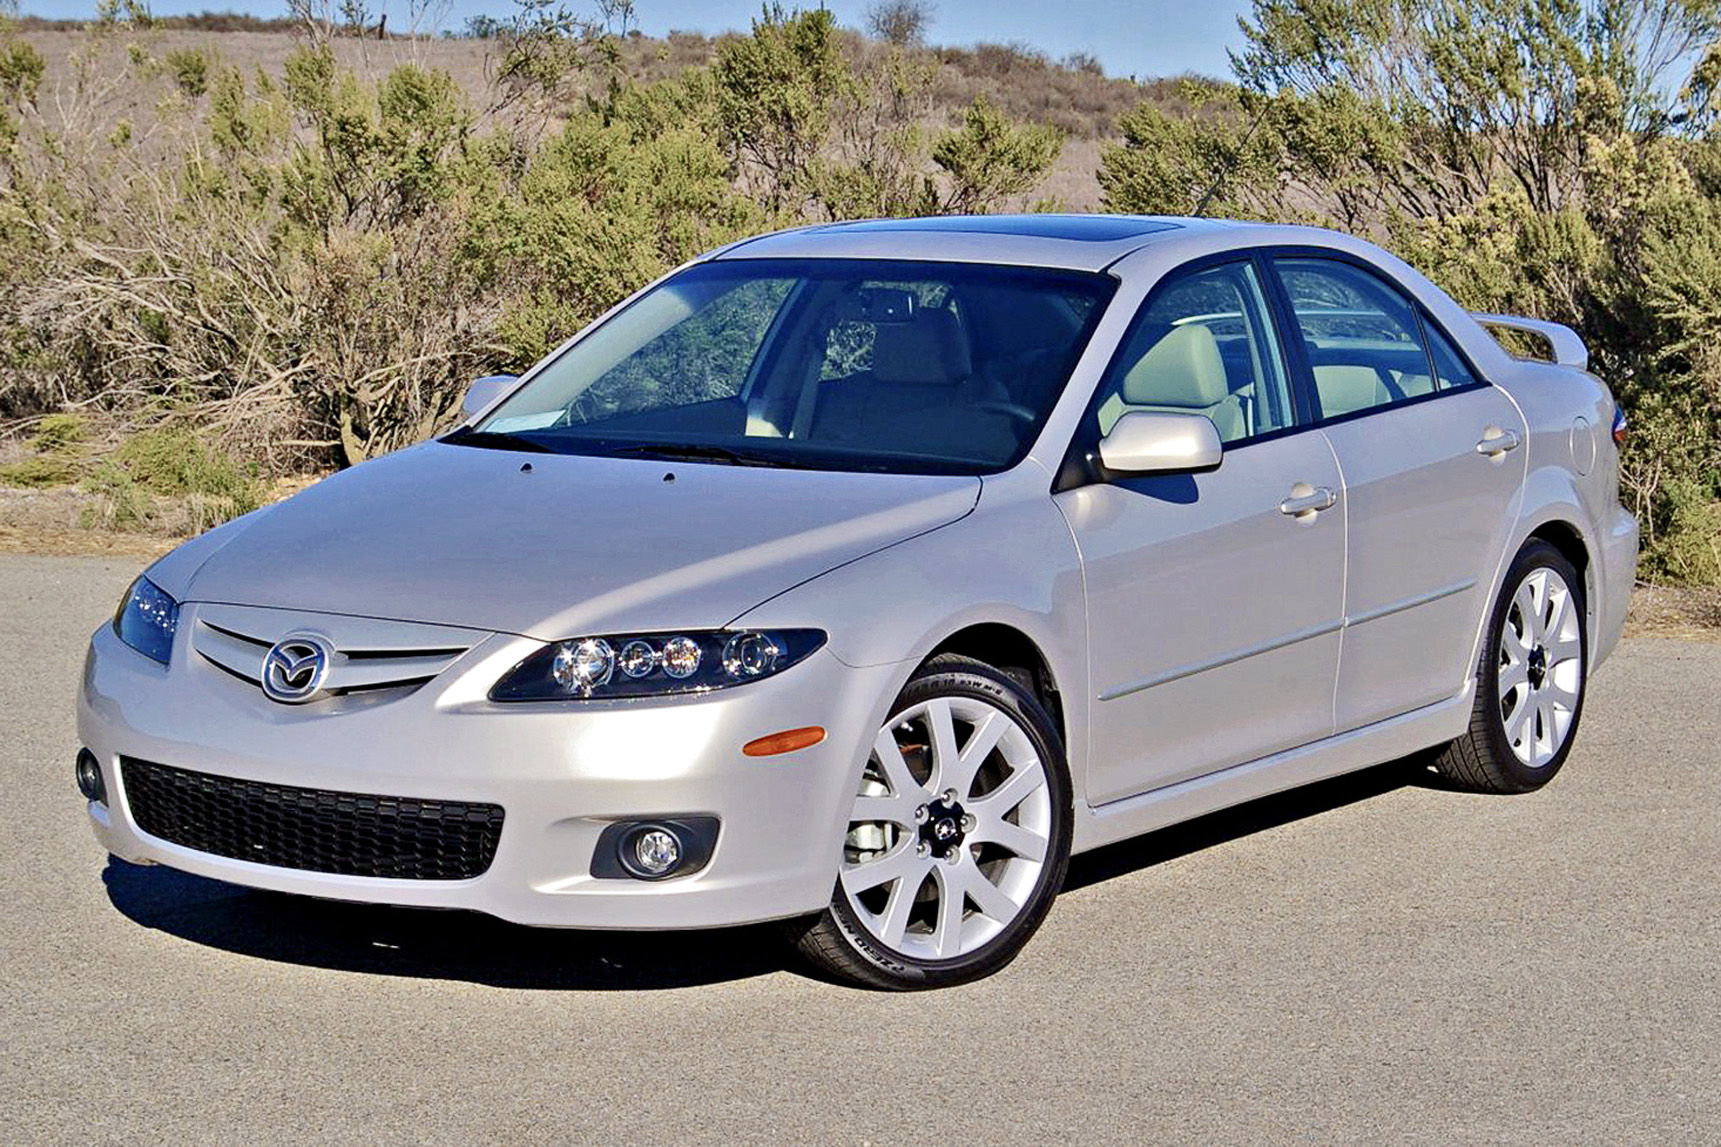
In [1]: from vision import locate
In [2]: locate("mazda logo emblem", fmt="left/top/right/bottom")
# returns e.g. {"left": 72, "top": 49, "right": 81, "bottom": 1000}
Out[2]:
{"left": 261, "top": 634, "right": 332, "bottom": 703}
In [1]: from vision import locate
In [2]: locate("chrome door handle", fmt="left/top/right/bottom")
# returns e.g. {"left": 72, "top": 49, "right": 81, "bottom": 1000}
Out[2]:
{"left": 1476, "top": 428, "right": 1522, "bottom": 457}
{"left": 1279, "top": 486, "right": 1338, "bottom": 516}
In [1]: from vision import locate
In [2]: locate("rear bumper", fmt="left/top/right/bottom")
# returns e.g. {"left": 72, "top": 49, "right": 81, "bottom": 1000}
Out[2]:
{"left": 78, "top": 620, "right": 900, "bottom": 929}
{"left": 1593, "top": 503, "right": 1638, "bottom": 671}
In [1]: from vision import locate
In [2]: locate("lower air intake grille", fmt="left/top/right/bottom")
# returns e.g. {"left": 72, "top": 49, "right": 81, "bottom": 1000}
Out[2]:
{"left": 120, "top": 758, "right": 505, "bottom": 880}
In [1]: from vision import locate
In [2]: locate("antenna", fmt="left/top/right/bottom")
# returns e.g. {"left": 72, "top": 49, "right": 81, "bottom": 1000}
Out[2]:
{"left": 1191, "top": 101, "right": 1270, "bottom": 218}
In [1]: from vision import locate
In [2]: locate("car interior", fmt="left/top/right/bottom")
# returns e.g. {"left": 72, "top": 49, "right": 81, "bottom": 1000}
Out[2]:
{"left": 1092, "top": 259, "right": 1472, "bottom": 442}
{"left": 525, "top": 271, "right": 1104, "bottom": 468}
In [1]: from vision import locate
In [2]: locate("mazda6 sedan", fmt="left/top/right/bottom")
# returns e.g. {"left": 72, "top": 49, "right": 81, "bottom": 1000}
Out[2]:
{"left": 78, "top": 215, "right": 1638, "bottom": 989}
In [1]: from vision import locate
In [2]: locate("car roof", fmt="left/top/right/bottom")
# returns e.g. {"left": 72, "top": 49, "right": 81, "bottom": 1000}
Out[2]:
{"left": 706, "top": 214, "right": 1254, "bottom": 273}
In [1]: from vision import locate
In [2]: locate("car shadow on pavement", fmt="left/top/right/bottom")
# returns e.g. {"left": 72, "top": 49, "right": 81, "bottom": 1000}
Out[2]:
{"left": 1063, "top": 755, "right": 1434, "bottom": 893}
{"left": 103, "top": 755, "right": 1441, "bottom": 990}
{"left": 102, "top": 859, "right": 794, "bottom": 990}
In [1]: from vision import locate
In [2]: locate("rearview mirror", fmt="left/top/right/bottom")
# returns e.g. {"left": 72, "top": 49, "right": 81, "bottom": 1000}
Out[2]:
{"left": 1097, "top": 411, "right": 1223, "bottom": 475}
{"left": 462, "top": 374, "right": 520, "bottom": 418}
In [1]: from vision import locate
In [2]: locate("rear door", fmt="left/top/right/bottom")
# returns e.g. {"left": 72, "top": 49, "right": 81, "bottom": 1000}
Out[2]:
{"left": 1270, "top": 256, "right": 1528, "bottom": 731}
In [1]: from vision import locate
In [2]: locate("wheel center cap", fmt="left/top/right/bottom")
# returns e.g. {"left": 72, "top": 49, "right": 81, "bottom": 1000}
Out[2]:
{"left": 1527, "top": 645, "right": 1548, "bottom": 689}
{"left": 918, "top": 796, "right": 967, "bottom": 858}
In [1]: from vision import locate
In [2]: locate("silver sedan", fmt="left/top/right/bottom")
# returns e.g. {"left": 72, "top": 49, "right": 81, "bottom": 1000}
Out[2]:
{"left": 78, "top": 215, "right": 1638, "bottom": 989}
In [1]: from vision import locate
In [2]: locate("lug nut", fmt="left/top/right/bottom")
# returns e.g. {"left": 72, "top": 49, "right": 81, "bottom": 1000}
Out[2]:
{"left": 915, "top": 842, "right": 930, "bottom": 857}
{"left": 960, "top": 814, "right": 976, "bottom": 833}
{"left": 914, "top": 805, "right": 929, "bottom": 824}
{"left": 941, "top": 789, "right": 958, "bottom": 804}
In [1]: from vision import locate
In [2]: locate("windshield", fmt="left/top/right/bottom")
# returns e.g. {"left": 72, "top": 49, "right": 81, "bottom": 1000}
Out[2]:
{"left": 461, "top": 258, "right": 1117, "bottom": 475}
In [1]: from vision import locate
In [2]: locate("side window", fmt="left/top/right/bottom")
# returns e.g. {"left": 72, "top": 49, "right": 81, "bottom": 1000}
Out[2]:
{"left": 1094, "top": 261, "right": 1293, "bottom": 445}
{"left": 1276, "top": 259, "right": 1437, "bottom": 418}
{"left": 1424, "top": 324, "right": 1477, "bottom": 390}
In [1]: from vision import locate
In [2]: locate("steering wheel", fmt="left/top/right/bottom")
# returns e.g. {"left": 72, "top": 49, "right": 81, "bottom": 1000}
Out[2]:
{"left": 972, "top": 400, "right": 1038, "bottom": 424}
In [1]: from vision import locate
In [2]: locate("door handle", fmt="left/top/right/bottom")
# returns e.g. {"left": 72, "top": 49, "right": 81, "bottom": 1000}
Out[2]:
{"left": 1279, "top": 485, "right": 1338, "bottom": 517}
{"left": 1475, "top": 428, "right": 1522, "bottom": 457}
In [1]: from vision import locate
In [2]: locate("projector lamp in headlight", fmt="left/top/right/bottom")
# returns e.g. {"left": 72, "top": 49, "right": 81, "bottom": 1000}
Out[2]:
{"left": 490, "top": 629, "right": 825, "bottom": 701}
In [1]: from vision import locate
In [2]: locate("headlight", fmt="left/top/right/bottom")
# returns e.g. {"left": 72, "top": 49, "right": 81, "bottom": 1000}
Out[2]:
{"left": 490, "top": 629, "right": 825, "bottom": 701}
{"left": 113, "top": 576, "right": 180, "bottom": 665}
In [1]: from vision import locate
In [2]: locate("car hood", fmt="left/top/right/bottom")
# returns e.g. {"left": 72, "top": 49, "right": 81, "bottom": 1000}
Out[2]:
{"left": 154, "top": 442, "right": 980, "bottom": 639}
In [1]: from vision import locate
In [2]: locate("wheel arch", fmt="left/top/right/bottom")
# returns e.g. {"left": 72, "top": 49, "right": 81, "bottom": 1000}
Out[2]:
{"left": 1466, "top": 507, "right": 1602, "bottom": 688}
{"left": 1526, "top": 518, "right": 1592, "bottom": 585}
{"left": 923, "top": 623, "right": 1066, "bottom": 745}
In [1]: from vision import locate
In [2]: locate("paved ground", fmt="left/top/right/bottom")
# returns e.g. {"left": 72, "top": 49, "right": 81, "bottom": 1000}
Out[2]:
{"left": 2, "top": 554, "right": 1715, "bottom": 1144}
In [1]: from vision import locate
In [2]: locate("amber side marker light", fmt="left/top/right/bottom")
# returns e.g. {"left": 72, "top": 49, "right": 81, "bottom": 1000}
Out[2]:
{"left": 743, "top": 726, "right": 827, "bottom": 757}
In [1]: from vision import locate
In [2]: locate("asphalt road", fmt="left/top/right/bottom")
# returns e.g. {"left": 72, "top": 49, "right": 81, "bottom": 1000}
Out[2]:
{"left": 2, "top": 554, "right": 1716, "bottom": 1144}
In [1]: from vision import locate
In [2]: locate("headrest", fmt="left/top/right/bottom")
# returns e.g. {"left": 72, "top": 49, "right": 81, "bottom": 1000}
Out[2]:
{"left": 872, "top": 309, "right": 973, "bottom": 385}
{"left": 1121, "top": 323, "right": 1228, "bottom": 408}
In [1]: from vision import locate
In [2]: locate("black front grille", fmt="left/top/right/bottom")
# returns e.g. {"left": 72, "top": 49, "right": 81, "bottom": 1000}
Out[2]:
{"left": 120, "top": 758, "right": 505, "bottom": 880}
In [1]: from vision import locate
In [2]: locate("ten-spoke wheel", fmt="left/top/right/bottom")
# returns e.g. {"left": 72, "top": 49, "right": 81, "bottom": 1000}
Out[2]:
{"left": 789, "top": 654, "right": 1071, "bottom": 989}
{"left": 1434, "top": 541, "right": 1588, "bottom": 793}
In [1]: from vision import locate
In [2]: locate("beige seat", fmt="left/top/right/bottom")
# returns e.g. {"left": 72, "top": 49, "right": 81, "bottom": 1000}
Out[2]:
{"left": 1097, "top": 324, "right": 1245, "bottom": 441}
{"left": 809, "top": 310, "right": 1015, "bottom": 457}
{"left": 1313, "top": 364, "right": 1436, "bottom": 417}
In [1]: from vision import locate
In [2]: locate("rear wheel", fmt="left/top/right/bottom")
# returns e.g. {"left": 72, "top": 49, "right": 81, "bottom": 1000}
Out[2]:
{"left": 789, "top": 654, "right": 1072, "bottom": 990}
{"left": 1434, "top": 541, "right": 1587, "bottom": 793}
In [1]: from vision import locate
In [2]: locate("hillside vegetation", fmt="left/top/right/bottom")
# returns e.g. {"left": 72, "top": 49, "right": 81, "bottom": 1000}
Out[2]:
{"left": 0, "top": 0, "right": 1717, "bottom": 587}
{"left": 1101, "top": 0, "right": 1721, "bottom": 585}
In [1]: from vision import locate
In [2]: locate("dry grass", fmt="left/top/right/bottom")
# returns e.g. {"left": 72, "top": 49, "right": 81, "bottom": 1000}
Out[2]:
{"left": 0, "top": 474, "right": 322, "bottom": 555}
{"left": 1625, "top": 583, "right": 1721, "bottom": 640}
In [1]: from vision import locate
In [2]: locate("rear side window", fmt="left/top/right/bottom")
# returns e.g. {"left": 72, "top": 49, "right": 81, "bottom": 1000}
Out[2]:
{"left": 1092, "top": 261, "right": 1294, "bottom": 445}
{"left": 1424, "top": 324, "right": 1477, "bottom": 390}
{"left": 1276, "top": 258, "right": 1439, "bottom": 419}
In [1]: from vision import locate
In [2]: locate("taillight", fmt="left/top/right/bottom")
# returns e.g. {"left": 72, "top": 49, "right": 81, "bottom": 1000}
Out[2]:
{"left": 1611, "top": 407, "right": 1628, "bottom": 444}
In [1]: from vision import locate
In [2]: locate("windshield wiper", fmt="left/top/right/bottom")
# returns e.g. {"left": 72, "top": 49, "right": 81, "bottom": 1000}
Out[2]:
{"left": 442, "top": 428, "right": 556, "bottom": 454}
{"left": 600, "top": 442, "right": 785, "bottom": 467}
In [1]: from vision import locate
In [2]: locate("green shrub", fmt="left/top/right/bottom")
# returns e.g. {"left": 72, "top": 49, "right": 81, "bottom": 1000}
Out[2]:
{"left": 74, "top": 430, "right": 263, "bottom": 533}
{"left": 79, "top": 461, "right": 151, "bottom": 530}
{"left": 28, "top": 413, "right": 86, "bottom": 455}
{"left": 1645, "top": 479, "right": 1721, "bottom": 584}
{"left": 115, "top": 428, "right": 262, "bottom": 509}
{"left": 1098, "top": 0, "right": 1721, "bottom": 586}
{"left": 164, "top": 47, "right": 209, "bottom": 97}
{"left": 0, "top": 455, "right": 74, "bottom": 487}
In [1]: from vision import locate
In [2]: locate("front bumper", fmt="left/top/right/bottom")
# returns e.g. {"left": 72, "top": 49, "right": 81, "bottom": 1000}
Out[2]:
{"left": 78, "top": 616, "right": 899, "bottom": 929}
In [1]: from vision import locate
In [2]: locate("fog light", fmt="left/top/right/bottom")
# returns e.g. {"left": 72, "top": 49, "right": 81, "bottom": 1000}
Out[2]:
{"left": 75, "top": 749, "right": 106, "bottom": 805}
{"left": 590, "top": 817, "right": 719, "bottom": 881}
{"left": 631, "top": 828, "right": 682, "bottom": 877}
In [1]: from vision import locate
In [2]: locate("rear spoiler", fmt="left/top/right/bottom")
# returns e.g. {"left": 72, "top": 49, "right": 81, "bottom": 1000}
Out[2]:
{"left": 1470, "top": 313, "right": 1589, "bottom": 371}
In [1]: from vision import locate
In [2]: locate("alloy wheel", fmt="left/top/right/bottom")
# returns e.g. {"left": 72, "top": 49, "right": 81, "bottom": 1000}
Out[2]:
{"left": 1498, "top": 566, "right": 1585, "bottom": 768}
{"left": 840, "top": 695, "right": 1052, "bottom": 961}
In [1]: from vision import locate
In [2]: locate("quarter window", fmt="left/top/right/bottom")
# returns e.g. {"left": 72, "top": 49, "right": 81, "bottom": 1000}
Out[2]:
{"left": 1424, "top": 324, "right": 1477, "bottom": 390}
{"left": 1276, "top": 258, "right": 1440, "bottom": 418}
{"left": 1094, "top": 261, "right": 1294, "bottom": 445}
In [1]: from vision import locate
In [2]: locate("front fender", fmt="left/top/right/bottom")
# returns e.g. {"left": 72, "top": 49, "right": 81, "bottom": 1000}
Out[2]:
{"left": 732, "top": 467, "right": 1091, "bottom": 795}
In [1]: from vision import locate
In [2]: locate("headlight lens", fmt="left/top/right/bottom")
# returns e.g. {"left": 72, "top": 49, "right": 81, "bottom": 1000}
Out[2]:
{"left": 113, "top": 576, "right": 180, "bottom": 665}
{"left": 491, "top": 629, "right": 825, "bottom": 701}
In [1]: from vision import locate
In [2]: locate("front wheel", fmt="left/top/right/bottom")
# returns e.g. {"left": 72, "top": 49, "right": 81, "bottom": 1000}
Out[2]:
{"left": 789, "top": 654, "right": 1072, "bottom": 990}
{"left": 1433, "top": 541, "right": 1588, "bottom": 793}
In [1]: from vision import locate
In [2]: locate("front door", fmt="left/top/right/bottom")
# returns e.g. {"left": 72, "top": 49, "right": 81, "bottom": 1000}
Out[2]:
{"left": 1055, "top": 257, "right": 1345, "bottom": 806}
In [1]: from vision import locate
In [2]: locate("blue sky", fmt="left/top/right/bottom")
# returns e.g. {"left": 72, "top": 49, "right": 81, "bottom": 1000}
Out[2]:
{"left": 24, "top": 1, "right": 1255, "bottom": 80}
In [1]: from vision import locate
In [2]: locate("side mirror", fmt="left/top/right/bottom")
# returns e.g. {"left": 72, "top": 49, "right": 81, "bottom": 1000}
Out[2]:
{"left": 1096, "top": 410, "right": 1223, "bottom": 475}
{"left": 462, "top": 374, "right": 520, "bottom": 418}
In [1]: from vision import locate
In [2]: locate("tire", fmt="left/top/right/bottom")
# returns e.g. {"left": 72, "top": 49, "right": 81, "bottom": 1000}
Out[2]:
{"left": 788, "top": 653, "right": 1073, "bottom": 990}
{"left": 1433, "top": 541, "right": 1588, "bottom": 793}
